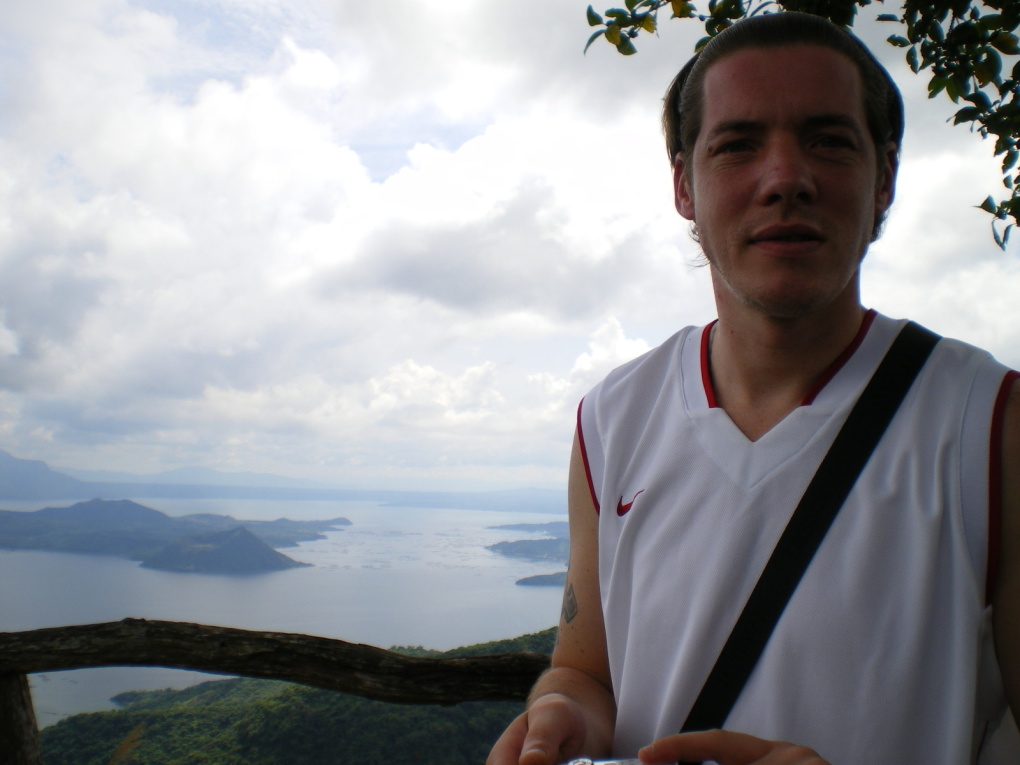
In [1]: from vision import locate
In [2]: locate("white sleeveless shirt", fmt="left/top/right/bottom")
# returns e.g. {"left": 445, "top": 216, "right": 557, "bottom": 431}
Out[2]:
{"left": 578, "top": 312, "right": 1017, "bottom": 763}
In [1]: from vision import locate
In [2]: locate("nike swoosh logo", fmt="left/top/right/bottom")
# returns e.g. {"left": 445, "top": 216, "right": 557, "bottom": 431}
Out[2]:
{"left": 616, "top": 489, "right": 645, "bottom": 516}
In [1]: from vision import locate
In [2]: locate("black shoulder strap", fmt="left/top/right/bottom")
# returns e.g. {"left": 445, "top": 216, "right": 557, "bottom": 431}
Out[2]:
{"left": 677, "top": 321, "right": 940, "bottom": 760}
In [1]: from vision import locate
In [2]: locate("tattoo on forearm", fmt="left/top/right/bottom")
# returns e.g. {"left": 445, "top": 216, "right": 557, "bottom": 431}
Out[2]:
{"left": 561, "top": 582, "right": 578, "bottom": 623}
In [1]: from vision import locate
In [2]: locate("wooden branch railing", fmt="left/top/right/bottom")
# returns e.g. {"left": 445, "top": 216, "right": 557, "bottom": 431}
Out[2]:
{"left": 0, "top": 619, "right": 551, "bottom": 765}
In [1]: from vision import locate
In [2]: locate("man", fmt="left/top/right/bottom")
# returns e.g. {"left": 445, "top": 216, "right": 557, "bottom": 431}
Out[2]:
{"left": 488, "top": 11, "right": 1020, "bottom": 765}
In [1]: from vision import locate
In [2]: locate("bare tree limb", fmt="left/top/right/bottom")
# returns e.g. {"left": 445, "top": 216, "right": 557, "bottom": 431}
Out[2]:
{"left": 0, "top": 673, "right": 42, "bottom": 765}
{"left": 0, "top": 619, "right": 550, "bottom": 705}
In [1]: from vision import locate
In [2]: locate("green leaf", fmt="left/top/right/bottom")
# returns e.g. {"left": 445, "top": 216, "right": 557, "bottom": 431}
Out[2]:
{"left": 928, "top": 75, "right": 949, "bottom": 98}
{"left": 978, "top": 14, "right": 1004, "bottom": 32}
{"left": 616, "top": 35, "right": 638, "bottom": 55}
{"left": 877, "top": 13, "right": 900, "bottom": 22}
{"left": 975, "top": 51, "right": 1003, "bottom": 86}
{"left": 605, "top": 8, "right": 631, "bottom": 20}
{"left": 887, "top": 34, "right": 910, "bottom": 47}
{"left": 948, "top": 20, "right": 980, "bottom": 45}
{"left": 993, "top": 224, "right": 1004, "bottom": 248}
{"left": 721, "top": 0, "right": 744, "bottom": 20}
{"left": 979, "top": 195, "right": 998, "bottom": 214}
{"left": 605, "top": 23, "right": 622, "bottom": 45}
{"left": 942, "top": 77, "right": 958, "bottom": 103}
{"left": 946, "top": 75, "right": 964, "bottom": 102}
{"left": 586, "top": 5, "right": 604, "bottom": 26}
{"left": 907, "top": 46, "right": 920, "bottom": 73}
{"left": 992, "top": 32, "right": 1020, "bottom": 55}
{"left": 953, "top": 106, "right": 982, "bottom": 124}
{"left": 626, "top": 0, "right": 639, "bottom": 10}
{"left": 583, "top": 28, "right": 606, "bottom": 54}
{"left": 992, "top": 219, "right": 1012, "bottom": 249}
{"left": 639, "top": 13, "right": 656, "bottom": 33}
{"left": 671, "top": 0, "right": 695, "bottom": 17}
{"left": 965, "top": 91, "right": 993, "bottom": 111}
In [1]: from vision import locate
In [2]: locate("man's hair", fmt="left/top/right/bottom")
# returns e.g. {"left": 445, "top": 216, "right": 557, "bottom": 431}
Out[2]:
{"left": 662, "top": 12, "right": 904, "bottom": 166}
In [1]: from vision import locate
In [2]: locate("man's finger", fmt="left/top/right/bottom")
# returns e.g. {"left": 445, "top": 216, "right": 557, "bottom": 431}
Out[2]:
{"left": 486, "top": 713, "right": 530, "bottom": 765}
{"left": 516, "top": 694, "right": 588, "bottom": 765}
{"left": 638, "top": 729, "right": 827, "bottom": 765}
{"left": 639, "top": 729, "right": 770, "bottom": 764}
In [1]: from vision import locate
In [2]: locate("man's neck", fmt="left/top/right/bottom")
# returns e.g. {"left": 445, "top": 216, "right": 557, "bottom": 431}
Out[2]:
{"left": 709, "top": 297, "right": 867, "bottom": 441}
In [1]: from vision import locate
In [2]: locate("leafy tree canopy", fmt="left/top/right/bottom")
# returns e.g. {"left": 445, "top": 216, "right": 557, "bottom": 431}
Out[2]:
{"left": 586, "top": 0, "right": 1020, "bottom": 248}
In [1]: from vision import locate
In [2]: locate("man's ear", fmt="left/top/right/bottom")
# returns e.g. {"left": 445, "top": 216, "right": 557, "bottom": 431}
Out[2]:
{"left": 876, "top": 142, "right": 898, "bottom": 215}
{"left": 674, "top": 153, "right": 696, "bottom": 220}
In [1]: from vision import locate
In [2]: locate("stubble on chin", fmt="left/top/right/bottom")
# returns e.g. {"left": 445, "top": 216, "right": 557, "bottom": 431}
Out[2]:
{"left": 707, "top": 255, "right": 862, "bottom": 321}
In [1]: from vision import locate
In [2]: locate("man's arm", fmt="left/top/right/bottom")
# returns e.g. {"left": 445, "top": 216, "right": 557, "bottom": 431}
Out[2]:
{"left": 993, "top": 377, "right": 1020, "bottom": 728}
{"left": 488, "top": 429, "right": 616, "bottom": 765}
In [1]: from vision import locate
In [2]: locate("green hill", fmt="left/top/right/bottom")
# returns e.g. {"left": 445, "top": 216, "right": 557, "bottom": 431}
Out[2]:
{"left": 38, "top": 628, "right": 557, "bottom": 765}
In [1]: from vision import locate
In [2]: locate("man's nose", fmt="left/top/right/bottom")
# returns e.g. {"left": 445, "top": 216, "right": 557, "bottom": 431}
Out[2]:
{"left": 757, "top": 139, "right": 816, "bottom": 206}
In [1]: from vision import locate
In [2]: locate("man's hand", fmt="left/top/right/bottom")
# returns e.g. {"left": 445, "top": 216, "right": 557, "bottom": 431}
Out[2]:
{"left": 638, "top": 730, "right": 829, "bottom": 765}
{"left": 487, "top": 693, "right": 590, "bottom": 765}
{"left": 488, "top": 432, "right": 615, "bottom": 765}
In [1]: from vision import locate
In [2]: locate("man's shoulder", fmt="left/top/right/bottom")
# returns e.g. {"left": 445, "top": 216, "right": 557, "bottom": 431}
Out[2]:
{"left": 593, "top": 325, "right": 698, "bottom": 393}
{"left": 881, "top": 313, "right": 1009, "bottom": 377}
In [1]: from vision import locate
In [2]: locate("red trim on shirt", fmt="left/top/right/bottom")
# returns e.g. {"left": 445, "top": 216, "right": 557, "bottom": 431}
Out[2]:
{"left": 700, "top": 320, "right": 719, "bottom": 408}
{"left": 987, "top": 369, "right": 1019, "bottom": 605}
{"left": 800, "top": 309, "right": 878, "bottom": 405}
{"left": 577, "top": 398, "right": 601, "bottom": 515}
{"left": 699, "top": 309, "right": 877, "bottom": 409}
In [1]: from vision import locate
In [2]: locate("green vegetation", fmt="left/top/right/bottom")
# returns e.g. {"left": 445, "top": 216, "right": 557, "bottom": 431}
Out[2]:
{"left": 39, "top": 628, "right": 557, "bottom": 765}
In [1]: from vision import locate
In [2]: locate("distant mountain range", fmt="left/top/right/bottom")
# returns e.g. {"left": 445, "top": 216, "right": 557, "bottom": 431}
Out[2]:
{"left": 0, "top": 450, "right": 93, "bottom": 500}
{"left": 0, "top": 498, "right": 349, "bottom": 574}
{"left": 57, "top": 464, "right": 339, "bottom": 489}
{"left": 0, "top": 449, "right": 564, "bottom": 514}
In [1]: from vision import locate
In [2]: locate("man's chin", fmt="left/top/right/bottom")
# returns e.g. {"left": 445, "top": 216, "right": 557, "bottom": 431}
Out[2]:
{"left": 740, "top": 289, "right": 845, "bottom": 320}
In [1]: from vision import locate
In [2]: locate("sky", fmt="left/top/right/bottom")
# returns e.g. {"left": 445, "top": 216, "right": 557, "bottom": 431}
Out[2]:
{"left": 1, "top": 0, "right": 1018, "bottom": 492}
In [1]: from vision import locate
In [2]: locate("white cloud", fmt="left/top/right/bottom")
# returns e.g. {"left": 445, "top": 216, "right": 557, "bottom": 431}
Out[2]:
{"left": 0, "top": 0, "right": 1017, "bottom": 489}
{"left": 0, "top": 312, "right": 19, "bottom": 357}
{"left": 570, "top": 317, "right": 652, "bottom": 380}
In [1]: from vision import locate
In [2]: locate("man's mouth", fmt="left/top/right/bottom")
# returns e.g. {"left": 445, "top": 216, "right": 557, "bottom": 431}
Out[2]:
{"left": 751, "top": 225, "right": 824, "bottom": 245}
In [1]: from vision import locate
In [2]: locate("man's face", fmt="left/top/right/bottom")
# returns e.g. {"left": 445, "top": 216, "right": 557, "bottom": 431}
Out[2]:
{"left": 674, "top": 45, "right": 897, "bottom": 319}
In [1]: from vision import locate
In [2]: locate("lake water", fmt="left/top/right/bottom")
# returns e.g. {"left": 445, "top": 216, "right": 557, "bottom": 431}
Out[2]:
{"left": 0, "top": 498, "right": 566, "bottom": 727}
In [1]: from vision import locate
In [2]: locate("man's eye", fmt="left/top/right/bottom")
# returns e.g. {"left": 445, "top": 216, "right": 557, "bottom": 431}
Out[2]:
{"left": 815, "top": 135, "right": 855, "bottom": 149}
{"left": 716, "top": 140, "right": 752, "bottom": 154}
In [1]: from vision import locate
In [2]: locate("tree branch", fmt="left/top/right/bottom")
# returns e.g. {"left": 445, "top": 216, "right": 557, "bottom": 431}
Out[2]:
{"left": 0, "top": 674, "right": 42, "bottom": 765}
{"left": 0, "top": 619, "right": 550, "bottom": 705}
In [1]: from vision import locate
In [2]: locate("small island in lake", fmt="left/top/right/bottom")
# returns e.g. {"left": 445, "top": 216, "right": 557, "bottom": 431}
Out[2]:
{"left": 141, "top": 526, "right": 310, "bottom": 574}
{"left": 516, "top": 571, "right": 567, "bottom": 587}
{"left": 486, "top": 537, "right": 569, "bottom": 562}
{"left": 486, "top": 520, "right": 568, "bottom": 586}
{"left": 0, "top": 498, "right": 351, "bottom": 575}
